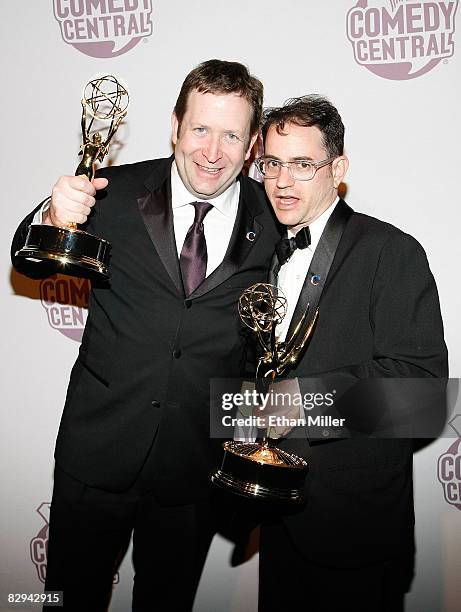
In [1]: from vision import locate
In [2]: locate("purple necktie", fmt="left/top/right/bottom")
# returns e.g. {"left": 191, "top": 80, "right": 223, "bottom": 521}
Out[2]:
{"left": 180, "top": 201, "right": 213, "bottom": 296}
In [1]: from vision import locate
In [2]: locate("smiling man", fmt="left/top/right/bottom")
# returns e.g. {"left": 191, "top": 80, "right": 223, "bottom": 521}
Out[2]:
{"left": 11, "top": 60, "right": 280, "bottom": 611}
{"left": 172, "top": 90, "right": 255, "bottom": 198}
{"left": 255, "top": 96, "right": 447, "bottom": 612}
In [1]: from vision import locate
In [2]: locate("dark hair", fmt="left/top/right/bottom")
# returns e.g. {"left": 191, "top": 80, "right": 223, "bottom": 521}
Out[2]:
{"left": 261, "top": 95, "right": 345, "bottom": 157}
{"left": 174, "top": 59, "right": 263, "bottom": 138}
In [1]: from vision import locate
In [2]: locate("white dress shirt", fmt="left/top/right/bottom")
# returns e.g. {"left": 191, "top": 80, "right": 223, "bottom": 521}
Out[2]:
{"left": 33, "top": 160, "right": 240, "bottom": 276}
{"left": 276, "top": 197, "right": 339, "bottom": 342}
{"left": 170, "top": 161, "right": 239, "bottom": 276}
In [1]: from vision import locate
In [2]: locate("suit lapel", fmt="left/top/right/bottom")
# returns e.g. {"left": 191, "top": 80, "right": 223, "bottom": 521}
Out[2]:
{"left": 268, "top": 252, "right": 279, "bottom": 286}
{"left": 137, "top": 164, "right": 273, "bottom": 299}
{"left": 285, "top": 199, "right": 354, "bottom": 340}
{"left": 191, "top": 176, "right": 266, "bottom": 299}
{"left": 137, "top": 159, "right": 184, "bottom": 295}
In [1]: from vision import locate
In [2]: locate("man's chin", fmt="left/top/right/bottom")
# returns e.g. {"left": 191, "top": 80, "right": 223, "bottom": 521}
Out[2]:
{"left": 189, "top": 180, "right": 231, "bottom": 200}
{"left": 274, "top": 211, "right": 300, "bottom": 228}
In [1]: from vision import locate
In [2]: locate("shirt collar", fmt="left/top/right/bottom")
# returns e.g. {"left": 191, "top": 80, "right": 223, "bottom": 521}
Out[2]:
{"left": 287, "top": 196, "right": 339, "bottom": 251}
{"left": 170, "top": 160, "right": 240, "bottom": 218}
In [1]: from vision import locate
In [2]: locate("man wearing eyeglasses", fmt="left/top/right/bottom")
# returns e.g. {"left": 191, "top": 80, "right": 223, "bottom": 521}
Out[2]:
{"left": 254, "top": 96, "right": 447, "bottom": 611}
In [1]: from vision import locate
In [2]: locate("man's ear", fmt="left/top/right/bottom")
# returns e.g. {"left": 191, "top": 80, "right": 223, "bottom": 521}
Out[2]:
{"left": 171, "top": 112, "right": 179, "bottom": 145}
{"left": 244, "top": 132, "right": 259, "bottom": 161}
{"left": 332, "top": 155, "right": 349, "bottom": 189}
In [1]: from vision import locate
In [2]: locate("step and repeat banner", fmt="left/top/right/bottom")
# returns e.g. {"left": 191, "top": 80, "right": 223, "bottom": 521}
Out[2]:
{"left": 1, "top": 1, "right": 460, "bottom": 611}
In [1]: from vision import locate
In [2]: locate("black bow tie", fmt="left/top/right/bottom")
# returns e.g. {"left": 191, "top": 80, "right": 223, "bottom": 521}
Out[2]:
{"left": 275, "top": 226, "right": 311, "bottom": 265}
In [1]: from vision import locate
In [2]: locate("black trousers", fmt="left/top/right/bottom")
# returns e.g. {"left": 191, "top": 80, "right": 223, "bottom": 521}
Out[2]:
{"left": 44, "top": 465, "right": 219, "bottom": 612}
{"left": 259, "top": 520, "right": 411, "bottom": 612}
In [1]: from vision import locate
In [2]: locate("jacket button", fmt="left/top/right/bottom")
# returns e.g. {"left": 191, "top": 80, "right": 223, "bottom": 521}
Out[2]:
{"left": 151, "top": 400, "right": 160, "bottom": 408}
{"left": 184, "top": 299, "right": 192, "bottom": 309}
{"left": 173, "top": 350, "right": 182, "bottom": 359}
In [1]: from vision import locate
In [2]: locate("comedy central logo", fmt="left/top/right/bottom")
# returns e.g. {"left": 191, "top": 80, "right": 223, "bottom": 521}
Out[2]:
{"left": 54, "top": 0, "right": 153, "bottom": 58}
{"left": 40, "top": 275, "right": 90, "bottom": 342}
{"left": 30, "top": 503, "right": 50, "bottom": 583}
{"left": 438, "top": 415, "right": 461, "bottom": 510}
{"left": 346, "top": 0, "right": 458, "bottom": 80}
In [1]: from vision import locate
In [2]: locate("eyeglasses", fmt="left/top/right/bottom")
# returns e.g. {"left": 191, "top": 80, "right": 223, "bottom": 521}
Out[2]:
{"left": 254, "top": 156, "right": 335, "bottom": 181}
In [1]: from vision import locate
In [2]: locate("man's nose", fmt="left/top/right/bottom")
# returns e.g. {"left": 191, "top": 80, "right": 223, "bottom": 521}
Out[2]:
{"left": 202, "top": 135, "right": 222, "bottom": 164}
{"left": 275, "top": 164, "right": 295, "bottom": 188}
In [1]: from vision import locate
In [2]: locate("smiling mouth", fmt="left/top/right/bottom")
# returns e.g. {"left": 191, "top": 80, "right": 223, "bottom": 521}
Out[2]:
{"left": 196, "top": 163, "right": 223, "bottom": 174}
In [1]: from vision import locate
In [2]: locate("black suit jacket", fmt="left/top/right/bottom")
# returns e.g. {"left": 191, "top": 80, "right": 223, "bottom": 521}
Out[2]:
{"left": 270, "top": 199, "right": 448, "bottom": 568}
{"left": 11, "top": 156, "right": 280, "bottom": 504}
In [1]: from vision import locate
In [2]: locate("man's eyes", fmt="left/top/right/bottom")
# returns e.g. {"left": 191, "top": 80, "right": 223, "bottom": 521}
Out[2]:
{"left": 191, "top": 128, "right": 242, "bottom": 143}
{"left": 295, "top": 161, "right": 312, "bottom": 169}
{"left": 266, "top": 160, "right": 312, "bottom": 168}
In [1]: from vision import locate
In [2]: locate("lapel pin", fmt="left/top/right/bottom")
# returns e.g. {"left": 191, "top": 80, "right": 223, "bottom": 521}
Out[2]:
{"left": 311, "top": 274, "right": 321, "bottom": 285}
{"left": 246, "top": 231, "right": 256, "bottom": 242}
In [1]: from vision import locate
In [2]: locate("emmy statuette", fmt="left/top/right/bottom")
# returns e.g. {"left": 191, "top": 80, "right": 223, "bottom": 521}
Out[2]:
{"left": 211, "top": 283, "right": 318, "bottom": 503}
{"left": 16, "top": 75, "right": 129, "bottom": 279}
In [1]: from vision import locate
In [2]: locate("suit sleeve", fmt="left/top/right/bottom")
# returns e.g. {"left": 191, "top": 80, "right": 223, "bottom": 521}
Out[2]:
{"left": 349, "top": 232, "right": 446, "bottom": 379}
{"left": 11, "top": 170, "right": 106, "bottom": 280}
{"left": 302, "top": 232, "right": 448, "bottom": 440}
{"left": 10, "top": 199, "right": 60, "bottom": 279}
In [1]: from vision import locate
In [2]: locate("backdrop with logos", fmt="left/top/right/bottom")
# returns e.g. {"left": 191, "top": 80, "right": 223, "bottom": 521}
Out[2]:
{"left": 1, "top": 1, "right": 460, "bottom": 611}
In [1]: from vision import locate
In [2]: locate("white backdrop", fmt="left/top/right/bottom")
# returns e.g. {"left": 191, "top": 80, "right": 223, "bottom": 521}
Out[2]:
{"left": 1, "top": 1, "right": 460, "bottom": 611}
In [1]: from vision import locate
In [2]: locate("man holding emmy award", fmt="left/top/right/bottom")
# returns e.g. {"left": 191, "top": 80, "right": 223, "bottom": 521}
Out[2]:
{"left": 11, "top": 60, "right": 280, "bottom": 611}
{"left": 253, "top": 96, "right": 447, "bottom": 611}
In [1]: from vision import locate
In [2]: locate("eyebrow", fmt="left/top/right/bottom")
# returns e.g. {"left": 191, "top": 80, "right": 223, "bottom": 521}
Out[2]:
{"left": 192, "top": 124, "right": 245, "bottom": 136}
{"left": 264, "top": 155, "right": 315, "bottom": 161}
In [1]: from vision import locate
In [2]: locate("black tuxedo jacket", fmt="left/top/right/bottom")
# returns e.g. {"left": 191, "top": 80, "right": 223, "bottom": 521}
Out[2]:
{"left": 270, "top": 199, "right": 448, "bottom": 568}
{"left": 11, "top": 156, "right": 280, "bottom": 504}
